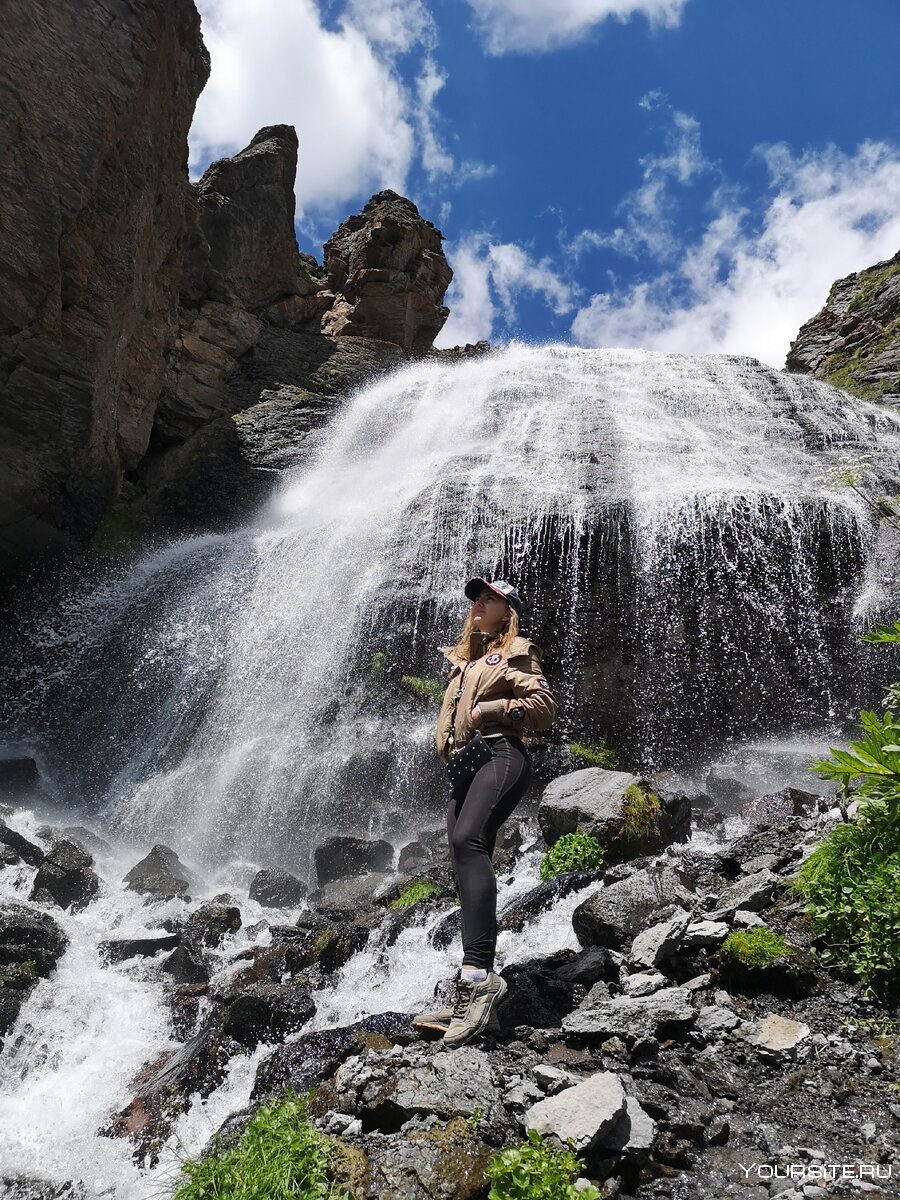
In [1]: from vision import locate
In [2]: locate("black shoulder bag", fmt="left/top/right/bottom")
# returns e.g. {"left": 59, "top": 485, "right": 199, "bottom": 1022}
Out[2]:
{"left": 445, "top": 659, "right": 495, "bottom": 792}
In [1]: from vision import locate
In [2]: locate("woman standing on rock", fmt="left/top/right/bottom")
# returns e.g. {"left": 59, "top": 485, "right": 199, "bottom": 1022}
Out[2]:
{"left": 415, "top": 577, "right": 558, "bottom": 1047}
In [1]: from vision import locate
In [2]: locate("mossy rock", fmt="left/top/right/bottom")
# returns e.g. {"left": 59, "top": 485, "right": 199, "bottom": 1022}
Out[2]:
{"left": 716, "top": 927, "right": 821, "bottom": 997}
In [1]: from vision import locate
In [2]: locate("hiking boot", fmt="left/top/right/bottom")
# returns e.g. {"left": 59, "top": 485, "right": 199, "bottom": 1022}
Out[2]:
{"left": 442, "top": 971, "right": 507, "bottom": 1049}
{"left": 412, "top": 1003, "right": 454, "bottom": 1035}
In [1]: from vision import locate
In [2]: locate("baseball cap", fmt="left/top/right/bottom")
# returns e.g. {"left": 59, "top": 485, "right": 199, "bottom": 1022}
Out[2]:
{"left": 464, "top": 577, "right": 524, "bottom": 617}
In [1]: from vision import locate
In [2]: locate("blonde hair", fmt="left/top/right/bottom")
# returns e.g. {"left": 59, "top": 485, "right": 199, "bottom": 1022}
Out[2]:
{"left": 451, "top": 604, "right": 521, "bottom": 661}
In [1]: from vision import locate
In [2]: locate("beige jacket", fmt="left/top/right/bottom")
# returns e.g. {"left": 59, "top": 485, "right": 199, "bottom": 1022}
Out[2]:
{"left": 434, "top": 632, "right": 558, "bottom": 763}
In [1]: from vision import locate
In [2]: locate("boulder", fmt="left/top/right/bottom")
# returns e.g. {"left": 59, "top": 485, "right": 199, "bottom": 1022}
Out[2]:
{"left": 36, "top": 825, "right": 111, "bottom": 859}
{"left": 183, "top": 902, "right": 241, "bottom": 948}
{"left": 628, "top": 907, "right": 692, "bottom": 969}
{"left": 123, "top": 845, "right": 193, "bottom": 899}
{"left": 285, "top": 911, "right": 372, "bottom": 975}
{"left": 29, "top": 839, "right": 99, "bottom": 911}
{"left": 334, "top": 1119, "right": 493, "bottom": 1200}
{"left": 314, "top": 836, "right": 394, "bottom": 887}
{"left": 571, "top": 862, "right": 695, "bottom": 950}
{"left": 218, "top": 981, "right": 316, "bottom": 1047}
{"left": 539, "top": 768, "right": 689, "bottom": 861}
{"left": 321, "top": 190, "right": 452, "bottom": 355}
{"left": 497, "top": 952, "right": 587, "bottom": 1029}
{"left": 740, "top": 1012, "right": 811, "bottom": 1057}
{"left": 0, "top": 822, "right": 45, "bottom": 868}
{"left": 563, "top": 986, "right": 696, "bottom": 1043}
{"left": 0, "top": 903, "right": 67, "bottom": 1044}
{"left": 711, "top": 868, "right": 779, "bottom": 919}
{"left": 497, "top": 868, "right": 606, "bottom": 934}
{"left": 525, "top": 1071, "right": 627, "bottom": 1151}
{"left": 308, "top": 872, "right": 392, "bottom": 914}
{"left": 100, "top": 935, "right": 181, "bottom": 965}
{"left": 161, "top": 943, "right": 209, "bottom": 985}
{"left": 249, "top": 869, "right": 307, "bottom": 908}
{"left": 739, "top": 787, "right": 819, "bottom": 826}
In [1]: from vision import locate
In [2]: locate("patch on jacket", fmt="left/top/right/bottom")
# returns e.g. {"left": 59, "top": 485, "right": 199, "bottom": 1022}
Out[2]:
{"left": 537, "top": 677, "right": 550, "bottom": 688}
{"left": 485, "top": 652, "right": 502, "bottom": 665}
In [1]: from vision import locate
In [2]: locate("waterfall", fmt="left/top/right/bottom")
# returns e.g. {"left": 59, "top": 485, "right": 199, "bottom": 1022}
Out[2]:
{"left": 4, "top": 345, "right": 899, "bottom": 873}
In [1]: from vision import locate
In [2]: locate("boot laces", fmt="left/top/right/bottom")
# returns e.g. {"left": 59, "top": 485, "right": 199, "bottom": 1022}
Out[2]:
{"left": 451, "top": 977, "right": 476, "bottom": 1020}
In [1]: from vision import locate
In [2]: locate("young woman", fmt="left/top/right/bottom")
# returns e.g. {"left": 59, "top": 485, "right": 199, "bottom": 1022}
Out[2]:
{"left": 415, "top": 576, "right": 558, "bottom": 1047}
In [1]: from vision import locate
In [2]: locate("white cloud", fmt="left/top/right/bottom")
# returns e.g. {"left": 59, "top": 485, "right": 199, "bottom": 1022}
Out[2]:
{"left": 466, "top": 0, "right": 690, "bottom": 55}
{"left": 415, "top": 58, "right": 495, "bottom": 183}
{"left": 437, "top": 235, "right": 577, "bottom": 346}
{"left": 190, "top": 0, "right": 423, "bottom": 215}
{"left": 571, "top": 140, "right": 900, "bottom": 367}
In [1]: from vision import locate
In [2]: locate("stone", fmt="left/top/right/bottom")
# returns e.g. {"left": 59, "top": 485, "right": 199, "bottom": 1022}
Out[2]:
{"left": 218, "top": 982, "right": 316, "bottom": 1047}
{"left": 600, "top": 1095, "right": 657, "bottom": 1156}
{"left": 695, "top": 1005, "right": 741, "bottom": 1038}
{"left": 741, "top": 1013, "right": 810, "bottom": 1055}
{"left": 100, "top": 935, "right": 181, "bottom": 965}
{"left": 0, "top": 903, "right": 67, "bottom": 1044}
{"left": 0, "top": 822, "right": 45, "bottom": 868}
{"left": 339, "top": 1118, "right": 493, "bottom": 1200}
{"left": 249, "top": 869, "right": 307, "bottom": 908}
{"left": 714, "top": 868, "right": 779, "bottom": 917}
{"left": 681, "top": 919, "right": 730, "bottom": 948}
{"left": 285, "top": 911, "right": 371, "bottom": 975}
{"left": 38, "top": 825, "right": 111, "bottom": 859}
{"left": 123, "top": 845, "right": 193, "bottom": 900}
{"left": 308, "top": 872, "right": 393, "bottom": 913}
{"left": 628, "top": 906, "right": 691, "bottom": 969}
{"left": 497, "top": 869, "right": 606, "bottom": 933}
{"left": 161, "top": 943, "right": 209, "bottom": 986}
{"left": 321, "top": 190, "right": 452, "bottom": 355}
{"left": 563, "top": 987, "right": 696, "bottom": 1043}
{"left": 572, "top": 862, "right": 695, "bottom": 950}
{"left": 29, "top": 839, "right": 99, "bottom": 911}
{"left": 498, "top": 953, "right": 586, "bottom": 1029}
{"left": 184, "top": 902, "right": 241, "bottom": 948}
{"left": 740, "top": 788, "right": 819, "bottom": 827}
{"left": 314, "top": 836, "right": 394, "bottom": 887}
{"left": 0, "top": 0, "right": 209, "bottom": 570}
{"left": 555, "top": 946, "right": 619, "bottom": 987}
{"left": 621, "top": 972, "right": 667, "bottom": 997}
{"left": 525, "top": 1071, "right": 627, "bottom": 1151}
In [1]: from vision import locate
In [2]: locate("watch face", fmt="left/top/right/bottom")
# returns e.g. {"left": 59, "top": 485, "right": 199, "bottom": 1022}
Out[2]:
{"left": 510, "top": 707, "right": 525, "bottom": 721}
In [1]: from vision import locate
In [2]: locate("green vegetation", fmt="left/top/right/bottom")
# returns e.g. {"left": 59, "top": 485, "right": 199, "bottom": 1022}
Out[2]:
{"left": 467, "top": 1107, "right": 484, "bottom": 1131}
{"left": 619, "top": 783, "right": 662, "bottom": 842}
{"left": 390, "top": 879, "right": 441, "bottom": 909}
{"left": 400, "top": 674, "right": 445, "bottom": 703}
{"left": 369, "top": 651, "right": 385, "bottom": 677}
{"left": 173, "top": 1093, "right": 354, "bottom": 1200}
{"left": 486, "top": 1129, "right": 600, "bottom": 1200}
{"left": 722, "top": 927, "right": 794, "bottom": 970}
{"left": 539, "top": 832, "right": 605, "bottom": 881}
{"left": 824, "top": 314, "right": 900, "bottom": 401}
{"left": 848, "top": 259, "right": 900, "bottom": 312}
{"left": 89, "top": 513, "right": 142, "bottom": 557}
{"left": 569, "top": 738, "right": 619, "bottom": 770}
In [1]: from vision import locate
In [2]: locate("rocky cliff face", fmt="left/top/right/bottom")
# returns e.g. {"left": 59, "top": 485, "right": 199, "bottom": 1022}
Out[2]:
{"left": 0, "top": 0, "right": 210, "bottom": 566}
{"left": 786, "top": 250, "right": 900, "bottom": 404}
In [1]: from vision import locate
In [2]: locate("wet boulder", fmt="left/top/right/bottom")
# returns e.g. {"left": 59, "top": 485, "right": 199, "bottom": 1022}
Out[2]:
{"left": 572, "top": 862, "right": 695, "bottom": 950}
{"left": 314, "top": 835, "right": 393, "bottom": 886}
{"left": 497, "top": 867, "right": 606, "bottom": 934}
{"left": 308, "top": 872, "right": 393, "bottom": 913}
{"left": 249, "top": 869, "right": 307, "bottom": 908}
{"left": 29, "top": 839, "right": 99, "bottom": 911}
{"left": 123, "top": 844, "right": 194, "bottom": 900}
{"left": 161, "top": 942, "right": 209, "bottom": 985}
{"left": 498, "top": 952, "right": 588, "bottom": 1029}
{"left": 740, "top": 787, "right": 819, "bottom": 827}
{"left": 99, "top": 934, "right": 181, "bottom": 964}
{"left": 183, "top": 901, "right": 241, "bottom": 948}
{"left": 0, "top": 903, "right": 67, "bottom": 1044}
{"left": 35, "top": 824, "right": 111, "bottom": 859}
{"left": 217, "top": 981, "right": 316, "bottom": 1046}
{"left": 0, "top": 822, "right": 45, "bottom": 868}
{"left": 287, "top": 910, "right": 372, "bottom": 975}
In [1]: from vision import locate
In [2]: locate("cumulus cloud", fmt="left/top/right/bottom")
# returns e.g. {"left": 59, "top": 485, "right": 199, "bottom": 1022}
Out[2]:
{"left": 571, "top": 139, "right": 900, "bottom": 367}
{"left": 437, "top": 235, "right": 577, "bottom": 346}
{"left": 466, "top": 0, "right": 690, "bottom": 55}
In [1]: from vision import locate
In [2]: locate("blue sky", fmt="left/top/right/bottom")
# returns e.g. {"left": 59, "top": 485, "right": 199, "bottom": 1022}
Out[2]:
{"left": 189, "top": 0, "right": 900, "bottom": 365}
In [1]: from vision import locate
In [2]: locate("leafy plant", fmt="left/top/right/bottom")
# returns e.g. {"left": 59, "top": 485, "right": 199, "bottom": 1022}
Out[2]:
{"left": 619, "top": 783, "right": 662, "bottom": 843}
{"left": 569, "top": 738, "right": 619, "bottom": 770}
{"left": 486, "top": 1128, "right": 600, "bottom": 1199}
{"left": 722, "top": 927, "right": 793, "bottom": 969}
{"left": 390, "top": 879, "right": 440, "bottom": 909}
{"left": 539, "top": 832, "right": 605, "bottom": 881}
{"left": 173, "top": 1093, "right": 354, "bottom": 1200}
{"left": 400, "top": 674, "right": 445, "bottom": 703}
{"left": 467, "top": 1107, "right": 484, "bottom": 1131}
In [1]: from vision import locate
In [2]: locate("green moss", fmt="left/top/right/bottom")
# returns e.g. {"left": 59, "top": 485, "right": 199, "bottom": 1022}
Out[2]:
{"left": 569, "top": 739, "right": 619, "bottom": 770}
{"left": 619, "top": 783, "right": 662, "bottom": 842}
{"left": 824, "top": 313, "right": 900, "bottom": 400}
{"left": 400, "top": 674, "right": 445, "bottom": 703}
{"left": 173, "top": 1092, "right": 355, "bottom": 1200}
{"left": 486, "top": 1128, "right": 600, "bottom": 1199}
{"left": 540, "top": 833, "right": 605, "bottom": 881}
{"left": 390, "top": 879, "right": 441, "bottom": 909}
{"left": 369, "top": 651, "right": 385, "bottom": 677}
{"left": 848, "top": 260, "right": 900, "bottom": 311}
{"left": 722, "top": 927, "right": 793, "bottom": 970}
{"left": 89, "top": 513, "right": 142, "bottom": 557}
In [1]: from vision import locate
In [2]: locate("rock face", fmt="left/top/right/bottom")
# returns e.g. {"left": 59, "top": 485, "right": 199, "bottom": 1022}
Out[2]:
{"left": 322, "top": 191, "right": 452, "bottom": 355}
{"left": 0, "top": 0, "right": 209, "bottom": 568}
{"left": 786, "top": 250, "right": 900, "bottom": 403}
{"left": 0, "top": 902, "right": 68, "bottom": 1046}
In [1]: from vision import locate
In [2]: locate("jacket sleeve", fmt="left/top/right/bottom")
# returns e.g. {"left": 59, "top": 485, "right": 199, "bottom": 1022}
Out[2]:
{"left": 477, "top": 646, "right": 557, "bottom": 732}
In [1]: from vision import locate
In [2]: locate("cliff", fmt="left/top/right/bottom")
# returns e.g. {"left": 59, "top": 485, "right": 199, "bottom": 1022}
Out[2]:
{"left": 786, "top": 251, "right": 900, "bottom": 404}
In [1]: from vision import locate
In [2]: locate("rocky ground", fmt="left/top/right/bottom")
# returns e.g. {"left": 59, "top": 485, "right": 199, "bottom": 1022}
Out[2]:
{"left": 1, "top": 764, "right": 898, "bottom": 1199}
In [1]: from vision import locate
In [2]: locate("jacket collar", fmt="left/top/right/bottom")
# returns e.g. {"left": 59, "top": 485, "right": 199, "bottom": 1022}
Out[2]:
{"left": 439, "top": 634, "right": 537, "bottom": 666}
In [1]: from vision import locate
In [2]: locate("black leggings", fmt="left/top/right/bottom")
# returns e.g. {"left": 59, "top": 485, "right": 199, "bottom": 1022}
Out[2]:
{"left": 446, "top": 735, "right": 532, "bottom": 971}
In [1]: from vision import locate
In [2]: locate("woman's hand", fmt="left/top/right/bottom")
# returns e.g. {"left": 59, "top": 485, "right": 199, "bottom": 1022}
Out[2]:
{"left": 470, "top": 704, "right": 483, "bottom": 727}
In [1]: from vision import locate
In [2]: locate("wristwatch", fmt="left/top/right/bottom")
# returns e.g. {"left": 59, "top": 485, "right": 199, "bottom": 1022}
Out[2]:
{"left": 509, "top": 706, "right": 525, "bottom": 722}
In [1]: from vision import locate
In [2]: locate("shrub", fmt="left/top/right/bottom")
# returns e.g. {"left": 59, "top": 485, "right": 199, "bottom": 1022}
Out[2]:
{"left": 569, "top": 739, "right": 619, "bottom": 770}
{"left": 486, "top": 1128, "right": 600, "bottom": 1199}
{"left": 539, "top": 832, "right": 604, "bottom": 881}
{"left": 722, "top": 927, "right": 793, "bottom": 970}
{"left": 173, "top": 1093, "right": 354, "bottom": 1200}
{"left": 400, "top": 674, "right": 445, "bottom": 703}
{"left": 390, "top": 880, "right": 440, "bottom": 909}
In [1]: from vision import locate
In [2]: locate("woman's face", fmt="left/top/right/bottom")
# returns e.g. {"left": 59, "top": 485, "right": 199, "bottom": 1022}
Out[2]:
{"left": 471, "top": 587, "right": 509, "bottom": 635}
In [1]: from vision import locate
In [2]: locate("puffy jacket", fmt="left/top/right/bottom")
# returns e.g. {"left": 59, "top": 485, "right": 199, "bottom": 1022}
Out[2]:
{"left": 434, "top": 631, "right": 558, "bottom": 763}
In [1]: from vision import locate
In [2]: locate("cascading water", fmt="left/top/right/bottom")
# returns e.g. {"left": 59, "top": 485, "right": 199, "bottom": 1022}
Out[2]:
{"left": 3, "top": 345, "right": 900, "bottom": 872}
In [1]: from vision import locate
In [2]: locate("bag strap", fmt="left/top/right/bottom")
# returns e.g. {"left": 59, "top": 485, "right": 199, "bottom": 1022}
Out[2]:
{"left": 446, "top": 659, "right": 476, "bottom": 753}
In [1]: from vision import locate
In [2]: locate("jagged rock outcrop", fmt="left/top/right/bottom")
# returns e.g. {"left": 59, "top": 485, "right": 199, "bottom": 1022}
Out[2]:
{"left": 322, "top": 191, "right": 452, "bottom": 355}
{"left": 786, "top": 250, "right": 900, "bottom": 403}
{"left": 0, "top": 0, "right": 209, "bottom": 569}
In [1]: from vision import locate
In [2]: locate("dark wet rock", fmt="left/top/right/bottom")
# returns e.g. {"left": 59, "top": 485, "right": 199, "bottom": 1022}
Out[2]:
{"left": 0, "top": 758, "right": 40, "bottom": 791}
{"left": 161, "top": 942, "right": 209, "bottom": 985}
{"left": 572, "top": 862, "right": 695, "bottom": 950}
{"left": 314, "top": 836, "right": 394, "bottom": 887}
{"left": 275, "top": 911, "right": 373, "bottom": 976}
{"left": 0, "top": 902, "right": 67, "bottom": 1045}
{"left": 0, "top": 822, "right": 45, "bottom": 868}
{"left": 253, "top": 1011, "right": 415, "bottom": 1100}
{"left": 556, "top": 946, "right": 620, "bottom": 988}
{"left": 123, "top": 844, "right": 193, "bottom": 899}
{"left": 429, "top": 907, "right": 462, "bottom": 951}
{"left": 739, "top": 787, "right": 819, "bottom": 827}
{"left": 717, "top": 819, "right": 809, "bottom": 878}
{"left": 29, "top": 839, "right": 99, "bottom": 911}
{"left": 0, "top": 843, "right": 20, "bottom": 867}
{"left": 184, "top": 902, "right": 241, "bottom": 948}
{"left": 497, "top": 868, "right": 606, "bottom": 934}
{"left": 498, "top": 952, "right": 587, "bottom": 1029}
{"left": 0, "top": 1181, "right": 87, "bottom": 1199}
{"left": 704, "top": 769, "right": 755, "bottom": 807}
{"left": 217, "top": 981, "right": 316, "bottom": 1047}
{"left": 167, "top": 983, "right": 208, "bottom": 1041}
{"left": 99, "top": 935, "right": 181, "bottom": 965}
{"left": 35, "top": 824, "right": 111, "bottom": 859}
{"left": 249, "top": 868, "right": 307, "bottom": 908}
{"left": 308, "top": 872, "right": 393, "bottom": 913}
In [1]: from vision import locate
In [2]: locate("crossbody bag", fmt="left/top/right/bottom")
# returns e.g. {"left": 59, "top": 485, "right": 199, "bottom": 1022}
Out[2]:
{"left": 445, "top": 659, "right": 495, "bottom": 792}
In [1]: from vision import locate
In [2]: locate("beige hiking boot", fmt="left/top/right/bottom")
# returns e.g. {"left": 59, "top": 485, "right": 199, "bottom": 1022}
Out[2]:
{"left": 412, "top": 1002, "right": 455, "bottom": 1035}
{"left": 441, "top": 971, "right": 507, "bottom": 1049}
